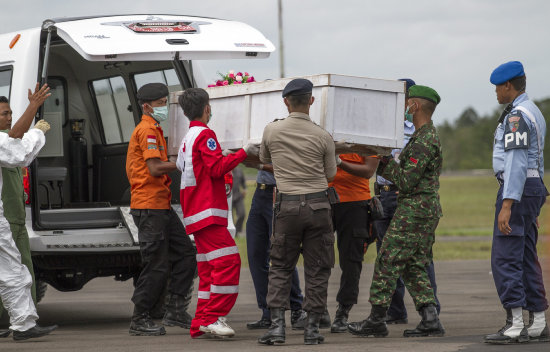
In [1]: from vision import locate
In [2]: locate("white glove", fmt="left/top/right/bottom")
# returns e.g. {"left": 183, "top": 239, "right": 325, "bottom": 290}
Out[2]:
{"left": 244, "top": 143, "right": 260, "bottom": 156}
{"left": 33, "top": 120, "right": 50, "bottom": 134}
{"left": 222, "top": 149, "right": 232, "bottom": 156}
{"left": 336, "top": 154, "right": 342, "bottom": 166}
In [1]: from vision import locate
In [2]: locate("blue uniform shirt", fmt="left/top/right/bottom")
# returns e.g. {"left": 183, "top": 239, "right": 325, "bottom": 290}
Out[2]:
{"left": 377, "top": 120, "right": 415, "bottom": 185}
{"left": 256, "top": 169, "right": 276, "bottom": 185}
{"left": 492, "top": 93, "right": 546, "bottom": 201}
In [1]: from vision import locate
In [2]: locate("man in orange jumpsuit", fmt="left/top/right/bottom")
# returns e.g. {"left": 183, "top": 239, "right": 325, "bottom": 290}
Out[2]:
{"left": 126, "top": 83, "right": 196, "bottom": 336}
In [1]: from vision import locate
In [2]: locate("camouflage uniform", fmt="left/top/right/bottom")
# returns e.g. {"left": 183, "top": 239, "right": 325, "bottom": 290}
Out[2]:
{"left": 369, "top": 121, "right": 442, "bottom": 310}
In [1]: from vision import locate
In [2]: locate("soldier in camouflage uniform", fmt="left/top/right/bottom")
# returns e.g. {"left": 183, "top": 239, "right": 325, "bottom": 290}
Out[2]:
{"left": 348, "top": 85, "right": 445, "bottom": 338}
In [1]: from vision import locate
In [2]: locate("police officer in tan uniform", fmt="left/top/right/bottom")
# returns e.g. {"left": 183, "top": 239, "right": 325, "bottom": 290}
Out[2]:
{"left": 258, "top": 78, "right": 337, "bottom": 346}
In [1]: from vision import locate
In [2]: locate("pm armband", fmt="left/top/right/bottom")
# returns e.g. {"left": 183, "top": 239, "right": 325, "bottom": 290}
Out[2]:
{"left": 504, "top": 114, "right": 529, "bottom": 151}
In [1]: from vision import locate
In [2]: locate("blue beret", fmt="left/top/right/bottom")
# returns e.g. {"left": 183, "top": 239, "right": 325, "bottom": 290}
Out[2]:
{"left": 137, "top": 83, "right": 169, "bottom": 101}
{"left": 398, "top": 78, "right": 416, "bottom": 91}
{"left": 282, "top": 78, "right": 313, "bottom": 98}
{"left": 490, "top": 61, "right": 525, "bottom": 85}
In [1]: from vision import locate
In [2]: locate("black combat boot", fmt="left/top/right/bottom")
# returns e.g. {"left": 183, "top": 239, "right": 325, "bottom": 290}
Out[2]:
{"left": 291, "top": 309, "right": 307, "bottom": 330}
{"left": 404, "top": 304, "right": 445, "bottom": 337}
{"left": 347, "top": 305, "right": 388, "bottom": 337}
{"left": 526, "top": 310, "right": 550, "bottom": 342}
{"left": 484, "top": 307, "right": 528, "bottom": 344}
{"left": 12, "top": 324, "right": 58, "bottom": 341}
{"left": 258, "top": 308, "right": 286, "bottom": 345}
{"left": 0, "top": 330, "right": 10, "bottom": 338}
{"left": 162, "top": 294, "right": 192, "bottom": 328}
{"left": 129, "top": 307, "right": 166, "bottom": 336}
{"left": 247, "top": 316, "right": 271, "bottom": 330}
{"left": 331, "top": 304, "right": 352, "bottom": 333}
{"left": 304, "top": 312, "right": 325, "bottom": 345}
{"left": 319, "top": 309, "right": 331, "bottom": 329}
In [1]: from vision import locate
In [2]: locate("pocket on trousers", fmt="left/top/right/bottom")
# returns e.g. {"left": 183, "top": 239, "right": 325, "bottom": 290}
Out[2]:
{"left": 308, "top": 202, "right": 331, "bottom": 211}
{"left": 276, "top": 204, "right": 301, "bottom": 218}
{"left": 137, "top": 210, "right": 167, "bottom": 243}
{"left": 318, "top": 232, "right": 335, "bottom": 268}
{"left": 349, "top": 228, "right": 368, "bottom": 262}
{"left": 270, "top": 233, "right": 286, "bottom": 261}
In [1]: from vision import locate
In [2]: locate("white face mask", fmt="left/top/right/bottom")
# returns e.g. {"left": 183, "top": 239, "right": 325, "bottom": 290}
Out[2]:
{"left": 148, "top": 105, "right": 169, "bottom": 122}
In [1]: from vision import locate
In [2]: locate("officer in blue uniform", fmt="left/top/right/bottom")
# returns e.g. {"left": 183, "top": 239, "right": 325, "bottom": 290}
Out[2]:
{"left": 484, "top": 61, "right": 549, "bottom": 344}
{"left": 244, "top": 166, "right": 308, "bottom": 329}
{"left": 373, "top": 78, "right": 440, "bottom": 324}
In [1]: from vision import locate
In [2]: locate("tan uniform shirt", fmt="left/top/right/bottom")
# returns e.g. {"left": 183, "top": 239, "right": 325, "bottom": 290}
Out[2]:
{"left": 260, "top": 112, "right": 337, "bottom": 195}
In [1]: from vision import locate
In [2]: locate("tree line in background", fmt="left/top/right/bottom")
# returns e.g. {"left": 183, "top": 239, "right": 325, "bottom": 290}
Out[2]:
{"left": 437, "top": 97, "right": 550, "bottom": 170}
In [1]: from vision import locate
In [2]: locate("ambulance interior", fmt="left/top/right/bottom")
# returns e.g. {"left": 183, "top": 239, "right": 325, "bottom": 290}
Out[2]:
{"left": 33, "top": 35, "right": 193, "bottom": 230}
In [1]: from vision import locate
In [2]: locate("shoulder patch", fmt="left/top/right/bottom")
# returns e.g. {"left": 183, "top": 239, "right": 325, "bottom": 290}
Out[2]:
{"left": 504, "top": 114, "right": 529, "bottom": 151}
{"left": 206, "top": 138, "right": 217, "bottom": 151}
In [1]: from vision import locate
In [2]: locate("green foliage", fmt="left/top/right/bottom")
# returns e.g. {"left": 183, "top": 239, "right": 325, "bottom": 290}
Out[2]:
{"left": 438, "top": 97, "right": 550, "bottom": 170}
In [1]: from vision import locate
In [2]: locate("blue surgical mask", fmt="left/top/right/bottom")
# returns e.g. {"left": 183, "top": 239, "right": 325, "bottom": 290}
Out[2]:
{"left": 405, "top": 106, "right": 413, "bottom": 122}
{"left": 150, "top": 105, "right": 168, "bottom": 122}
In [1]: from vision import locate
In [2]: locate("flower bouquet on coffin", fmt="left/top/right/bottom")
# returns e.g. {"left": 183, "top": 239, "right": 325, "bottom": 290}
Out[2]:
{"left": 208, "top": 70, "right": 255, "bottom": 87}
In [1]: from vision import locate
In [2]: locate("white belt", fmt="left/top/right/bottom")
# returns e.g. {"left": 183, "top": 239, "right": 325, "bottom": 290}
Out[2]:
{"left": 501, "top": 169, "right": 539, "bottom": 179}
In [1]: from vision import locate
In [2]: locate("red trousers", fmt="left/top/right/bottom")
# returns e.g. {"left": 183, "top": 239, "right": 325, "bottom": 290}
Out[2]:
{"left": 190, "top": 224, "right": 241, "bottom": 338}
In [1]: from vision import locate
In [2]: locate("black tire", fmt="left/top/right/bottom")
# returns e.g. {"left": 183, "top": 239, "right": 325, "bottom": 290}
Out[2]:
{"left": 36, "top": 280, "right": 48, "bottom": 303}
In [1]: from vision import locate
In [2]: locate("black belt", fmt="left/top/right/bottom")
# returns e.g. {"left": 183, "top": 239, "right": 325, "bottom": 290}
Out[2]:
{"left": 378, "top": 184, "right": 398, "bottom": 192}
{"left": 277, "top": 190, "right": 328, "bottom": 201}
{"left": 257, "top": 183, "right": 275, "bottom": 191}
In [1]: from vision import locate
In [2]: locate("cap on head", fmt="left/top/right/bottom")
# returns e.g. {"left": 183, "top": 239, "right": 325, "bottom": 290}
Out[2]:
{"left": 409, "top": 85, "right": 441, "bottom": 105}
{"left": 490, "top": 61, "right": 525, "bottom": 85}
{"left": 282, "top": 78, "right": 313, "bottom": 98}
{"left": 137, "top": 83, "right": 169, "bottom": 102}
{"left": 398, "top": 78, "right": 416, "bottom": 91}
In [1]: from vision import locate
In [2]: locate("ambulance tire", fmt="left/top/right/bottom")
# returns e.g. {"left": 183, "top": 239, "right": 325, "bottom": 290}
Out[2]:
{"left": 36, "top": 280, "right": 48, "bottom": 303}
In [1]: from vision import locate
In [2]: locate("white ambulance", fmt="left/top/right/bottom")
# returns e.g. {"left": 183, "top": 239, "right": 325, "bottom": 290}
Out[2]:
{"left": 0, "top": 14, "right": 274, "bottom": 300}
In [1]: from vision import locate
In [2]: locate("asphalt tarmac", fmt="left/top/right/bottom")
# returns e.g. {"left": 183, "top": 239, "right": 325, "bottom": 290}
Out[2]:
{"left": 1, "top": 259, "right": 548, "bottom": 352}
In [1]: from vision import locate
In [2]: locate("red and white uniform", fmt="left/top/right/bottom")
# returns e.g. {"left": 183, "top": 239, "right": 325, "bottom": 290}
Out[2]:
{"left": 176, "top": 120, "right": 247, "bottom": 337}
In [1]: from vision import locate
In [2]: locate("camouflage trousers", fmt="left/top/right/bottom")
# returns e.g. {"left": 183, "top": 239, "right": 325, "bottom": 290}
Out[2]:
{"left": 369, "top": 215, "right": 439, "bottom": 311}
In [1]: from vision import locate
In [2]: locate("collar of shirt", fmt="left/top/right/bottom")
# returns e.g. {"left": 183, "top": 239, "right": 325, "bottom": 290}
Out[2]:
{"left": 288, "top": 112, "right": 311, "bottom": 121}
{"left": 512, "top": 92, "right": 529, "bottom": 107}
{"left": 189, "top": 120, "right": 208, "bottom": 128}
{"left": 142, "top": 114, "right": 161, "bottom": 128}
{"left": 404, "top": 120, "right": 415, "bottom": 134}
{"left": 412, "top": 120, "right": 433, "bottom": 137}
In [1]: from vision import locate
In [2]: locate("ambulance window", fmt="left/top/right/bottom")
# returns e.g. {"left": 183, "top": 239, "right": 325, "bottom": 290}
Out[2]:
{"left": 133, "top": 69, "right": 181, "bottom": 137}
{"left": 92, "top": 76, "right": 134, "bottom": 144}
{"left": 134, "top": 69, "right": 181, "bottom": 93}
{"left": 0, "top": 66, "right": 13, "bottom": 99}
{"left": 39, "top": 78, "right": 66, "bottom": 157}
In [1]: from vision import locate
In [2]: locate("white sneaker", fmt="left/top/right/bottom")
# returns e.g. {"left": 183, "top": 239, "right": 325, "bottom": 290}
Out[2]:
{"left": 199, "top": 317, "right": 235, "bottom": 337}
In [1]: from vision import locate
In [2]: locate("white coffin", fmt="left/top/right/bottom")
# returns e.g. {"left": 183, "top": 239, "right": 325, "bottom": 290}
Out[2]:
{"left": 168, "top": 74, "right": 405, "bottom": 155}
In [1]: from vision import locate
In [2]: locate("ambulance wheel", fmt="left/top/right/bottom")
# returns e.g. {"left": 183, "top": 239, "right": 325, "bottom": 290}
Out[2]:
{"left": 36, "top": 280, "right": 48, "bottom": 303}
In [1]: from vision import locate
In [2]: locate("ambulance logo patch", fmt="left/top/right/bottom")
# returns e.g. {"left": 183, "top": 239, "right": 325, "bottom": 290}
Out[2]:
{"left": 207, "top": 138, "right": 217, "bottom": 151}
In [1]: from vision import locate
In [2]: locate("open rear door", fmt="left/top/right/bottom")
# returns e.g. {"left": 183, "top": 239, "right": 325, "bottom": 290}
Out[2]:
{"left": 53, "top": 14, "right": 275, "bottom": 61}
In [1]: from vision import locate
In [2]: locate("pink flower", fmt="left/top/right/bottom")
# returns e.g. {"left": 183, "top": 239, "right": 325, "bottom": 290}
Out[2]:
{"left": 236, "top": 72, "right": 243, "bottom": 77}
{"left": 229, "top": 70, "right": 235, "bottom": 75}
{"left": 216, "top": 80, "right": 224, "bottom": 86}
{"left": 233, "top": 81, "right": 242, "bottom": 84}
{"left": 244, "top": 72, "right": 249, "bottom": 76}
{"left": 248, "top": 76, "right": 255, "bottom": 83}
{"left": 223, "top": 80, "right": 229, "bottom": 86}
{"left": 208, "top": 84, "right": 216, "bottom": 87}
{"left": 228, "top": 73, "right": 235, "bottom": 78}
